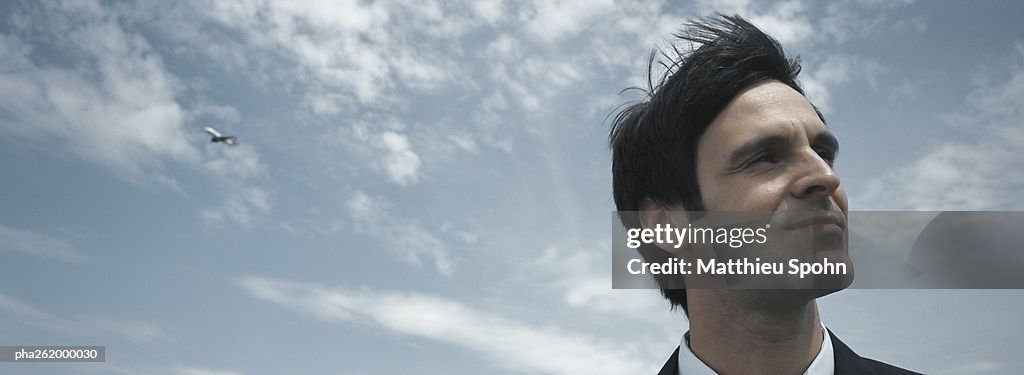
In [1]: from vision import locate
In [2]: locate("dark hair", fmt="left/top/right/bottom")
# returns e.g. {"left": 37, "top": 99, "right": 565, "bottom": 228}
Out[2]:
{"left": 609, "top": 14, "right": 816, "bottom": 314}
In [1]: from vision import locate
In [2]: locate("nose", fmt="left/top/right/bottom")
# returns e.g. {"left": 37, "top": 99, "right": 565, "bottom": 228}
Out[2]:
{"left": 789, "top": 150, "right": 841, "bottom": 200}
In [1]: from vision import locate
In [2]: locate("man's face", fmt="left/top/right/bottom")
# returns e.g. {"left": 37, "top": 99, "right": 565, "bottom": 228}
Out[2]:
{"left": 694, "top": 80, "right": 850, "bottom": 288}
{"left": 696, "top": 80, "right": 847, "bottom": 214}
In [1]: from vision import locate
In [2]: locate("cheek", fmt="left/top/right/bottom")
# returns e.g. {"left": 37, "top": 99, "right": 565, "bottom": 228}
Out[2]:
{"left": 703, "top": 180, "right": 788, "bottom": 211}
{"left": 834, "top": 186, "right": 849, "bottom": 214}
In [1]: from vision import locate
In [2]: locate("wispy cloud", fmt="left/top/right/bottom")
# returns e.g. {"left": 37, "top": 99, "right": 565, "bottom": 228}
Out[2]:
{"left": 856, "top": 46, "right": 1024, "bottom": 210}
{"left": 106, "top": 1, "right": 688, "bottom": 190}
{"left": 531, "top": 244, "right": 668, "bottom": 321}
{"left": 0, "top": 291, "right": 166, "bottom": 342}
{"left": 200, "top": 144, "right": 273, "bottom": 227}
{"left": 0, "top": 225, "right": 88, "bottom": 262}
{"left": 378, "top": 131, "right": 421, "bottom": 186}
{"left": 696, "top": 0, "right": 814, "bottom": 46}
{"left": 346, "top": 191, "right": 455, "bottom": 276}
{"left": 0, "top": 292, "right": 68, "bottom": 333}
{"left": 690, "top": 1, "right": 912, "bottom": 116}
{"left": 802, "top": 55, "right": 884, "bottom": 113}
{"left": 819, "top": 0, "right": 922, "bottom": 44}
{"left": 0, "top": 1, "right": 274, "bottom": 227}
{"left": 237, "top": 276, "right": 645, "bottom": 375}
{"left": 524, "top": 0, "right": 616, "bottom": 43}
{"left": 174, "top": 0, "right": 462, "bottom": 110}
{"left": 0, "top": 1, "right": 198, "bottom": 185}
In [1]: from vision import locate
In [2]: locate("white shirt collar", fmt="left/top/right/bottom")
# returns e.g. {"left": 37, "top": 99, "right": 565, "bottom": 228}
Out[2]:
{"left": 677, "top": 324, "right": 834, "bottom": 375}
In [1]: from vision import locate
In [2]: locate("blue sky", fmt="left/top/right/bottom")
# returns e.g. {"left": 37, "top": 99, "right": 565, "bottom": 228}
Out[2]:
{"left": 1, "top": 0, "right": 1023, "bottom": 374}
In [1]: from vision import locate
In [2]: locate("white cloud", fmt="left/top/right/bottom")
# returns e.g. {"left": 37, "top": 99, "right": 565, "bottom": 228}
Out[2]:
{"left": 533, "top": 245, "right": 667, "bottom": 321}
{"left": 473, "top": 0, "right": 505, "bottom": 25}
{"left": 690, "top": 1, "right": 912, "bottom": 116}
{"left": 448, "top": 133, "right": 479, "bottom": 154}
{"left": 237, "top": 276, "right": 645, "bottom": 375}
{"left": 857, "top": 138, "right": 1024, "bottom": 211}
{"left": 187, "top": 0, "right": 461, "bottom": 110}
{"left": 482, "top": 37, "right": 594, "bottom": 117}
{"left": 750, "top": 1, "right": 814, "bottom": 47}
{"left": 200, "top": 144, "right": 273, "bottom": 227}
{"left": 347, "top": 191, "right": 455, "bottom": 276}
{"left": 398, "top": 121, "right": 485, "bottom": 171}
{"left": 524, "top": 0, "right": 615, "bottom": 43}
{"left": 696, "top": 0, "right": 753, "bottom": 14}
{"left": 856, "top": 48, "right": 1024, "bottom": 210}
{"left": 696, "top": 0, "right": 814, "bottom": 46}
{"left": 202, "top": 145, "right": 268, "bottom": 181}
{"left": 328, "top": 115, "right": 431, "bottom": 186}
{"left": 0, "top": 225, "right": 88, "bottom": 262}
{"left": 0, "top": 5, "right": 198, "bottom": 184}
{"left": 0, "top": 1, "right": 274, "bottom": 227}
{"left": 189, "top": 103, "right": 242, "bottom": 126}
{"left": 378, "top": 131, "right": 421, "bottom": 186}
{"left": 112, "top": 1, "right": 692, "bottom": 189}
{"left": 802, "top": 55, "right": 883, "bottom": 113}
{"left": 201, "top": 184, "right": 273, "bottom": 227}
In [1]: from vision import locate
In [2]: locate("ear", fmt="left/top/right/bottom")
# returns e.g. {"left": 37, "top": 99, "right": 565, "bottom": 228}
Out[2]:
{"left": 639, "top": 198, "right": 690, "bottom": 254}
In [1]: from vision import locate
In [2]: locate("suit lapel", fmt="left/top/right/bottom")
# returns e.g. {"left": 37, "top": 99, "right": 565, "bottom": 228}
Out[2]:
{"left": 658, "top": 346, "right": 680, "bottom": 375}
{"left": 658, "top": 330, "right": 917, "bottom": 374}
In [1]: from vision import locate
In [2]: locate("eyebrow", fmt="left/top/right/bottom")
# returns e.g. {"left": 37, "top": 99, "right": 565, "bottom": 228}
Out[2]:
{"left": 812, "top": 132, "right": 840, "bottom": 153}
{"left": 726, "top": 134, "right": 789, "bottom": 166}
{"left": 726, "top": 131, "right": 840, "bottom": 166}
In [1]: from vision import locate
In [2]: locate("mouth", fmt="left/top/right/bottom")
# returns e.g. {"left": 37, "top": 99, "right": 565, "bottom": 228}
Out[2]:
{"left": 782, "top": 212, "right": 847, "bottom": 232}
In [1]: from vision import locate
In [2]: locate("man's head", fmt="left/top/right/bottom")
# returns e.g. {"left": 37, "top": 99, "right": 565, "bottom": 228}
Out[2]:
{"left": 610, "top": 14, "right": 848, "bottom": 313}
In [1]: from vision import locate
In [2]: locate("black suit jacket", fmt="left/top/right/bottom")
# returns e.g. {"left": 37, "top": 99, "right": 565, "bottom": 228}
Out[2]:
{"left": 657, "top": 330, "right": 921, "bottom": 375}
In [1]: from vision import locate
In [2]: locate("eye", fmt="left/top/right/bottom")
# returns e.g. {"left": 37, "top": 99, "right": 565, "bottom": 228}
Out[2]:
{"left": 747, "top": 152, "right": 778, "bottom": 166}
{"left": 814, "top": 148, "right": 837, "bottom": 166}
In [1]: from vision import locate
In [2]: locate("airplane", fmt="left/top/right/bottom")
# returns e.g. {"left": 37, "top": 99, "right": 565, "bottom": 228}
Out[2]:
{"left": 204, "top": 126, "right": 237, "bottom": 146}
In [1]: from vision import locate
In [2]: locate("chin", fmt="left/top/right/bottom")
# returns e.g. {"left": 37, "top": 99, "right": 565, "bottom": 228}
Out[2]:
{"left": 746, "top": 288, "right": 844, "bottom": 311}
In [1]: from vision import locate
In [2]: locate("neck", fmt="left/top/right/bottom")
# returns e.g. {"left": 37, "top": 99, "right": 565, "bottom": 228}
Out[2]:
{"left": 686, "top": 290, "right": 824, "bottom": 375}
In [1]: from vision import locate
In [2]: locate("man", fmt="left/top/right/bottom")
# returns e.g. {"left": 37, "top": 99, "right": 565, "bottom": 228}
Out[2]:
{"left": 609, "top": 15, "right": 919, "bottom": 374}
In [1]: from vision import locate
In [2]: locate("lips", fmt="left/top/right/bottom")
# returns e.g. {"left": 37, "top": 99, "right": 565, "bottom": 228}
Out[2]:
{"left": 782, "top": 212, "right": 847, "bottom": 231}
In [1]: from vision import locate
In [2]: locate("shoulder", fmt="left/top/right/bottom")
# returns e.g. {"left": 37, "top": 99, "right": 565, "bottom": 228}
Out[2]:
{"left": 856, "top": 357, "right": 922, "bottom": 375}
{"left": 829, "top": 330, "right": 923, "bottom": 375}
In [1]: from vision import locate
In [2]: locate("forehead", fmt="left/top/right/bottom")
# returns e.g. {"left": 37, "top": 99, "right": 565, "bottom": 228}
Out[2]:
{"left": 698, "top": 81, "right": 825, "bottom": 157}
